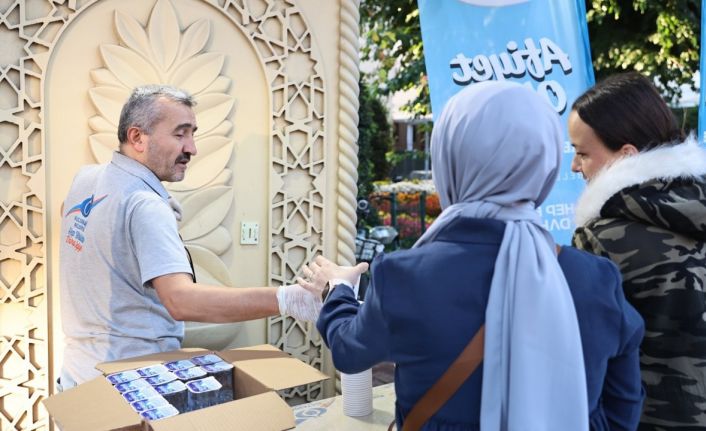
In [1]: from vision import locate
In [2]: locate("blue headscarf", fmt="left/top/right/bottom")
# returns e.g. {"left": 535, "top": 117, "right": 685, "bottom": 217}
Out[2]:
{"left": 415, "top": 81, "right": 588, "bottom": 430}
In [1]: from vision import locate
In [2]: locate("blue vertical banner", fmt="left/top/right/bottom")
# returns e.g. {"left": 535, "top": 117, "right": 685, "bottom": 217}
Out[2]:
{"left": 699, "top": 0, "right": 706, "bottom": 145}
{"left": 417, "top": 0, "right": 595, "bottom": 245}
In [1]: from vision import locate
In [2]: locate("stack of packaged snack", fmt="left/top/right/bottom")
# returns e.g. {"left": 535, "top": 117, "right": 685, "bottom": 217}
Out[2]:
{"left": 105, "top": 354, "right": 235, "bottom": 420}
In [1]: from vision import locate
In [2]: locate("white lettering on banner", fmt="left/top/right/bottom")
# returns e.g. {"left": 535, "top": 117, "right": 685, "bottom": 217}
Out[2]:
{"left": 556, "top": 171, "right": 582, "bottom": 182}
{"left": 545, "top": 203, "right": 575, "bottom": 217}
{"left": 536, "top": 206, "right": 576, "bottom": 232}
{"left": 450, "top": 37, "right": 573, "bottom": 114}
{"left": 536, "top": 80, "right": 567, "bottom": 114}
{"left": 541, "top": 38, "right": 572, "bottom": 74}
{"left": 563, "top": 140, "right": 575, "bottom": 154}
{"left": 542, "top": 217, "right": 573, "bottom": 231}
{"left": 523, "top": 38, "right": 545, "bottom": 80}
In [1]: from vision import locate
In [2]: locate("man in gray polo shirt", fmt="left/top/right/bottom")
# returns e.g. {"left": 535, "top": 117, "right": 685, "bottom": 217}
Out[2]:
{"left": 59, "top": 85, "right": 321, "bottom": 388}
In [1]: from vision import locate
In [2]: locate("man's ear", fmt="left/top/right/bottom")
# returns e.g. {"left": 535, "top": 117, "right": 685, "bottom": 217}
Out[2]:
{"left": 620, "top": 143, "right": 639, "bottom": 157}
{"left": 126, "top": 127, "right": 147, "bottom": 153}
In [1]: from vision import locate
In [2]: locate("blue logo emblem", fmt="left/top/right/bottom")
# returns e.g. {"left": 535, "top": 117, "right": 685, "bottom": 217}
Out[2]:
{"left": 65, "top": 194, "right": 107, "bottom": 217}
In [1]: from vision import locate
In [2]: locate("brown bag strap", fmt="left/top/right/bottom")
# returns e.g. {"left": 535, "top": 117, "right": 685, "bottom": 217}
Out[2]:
{"left": 388, "top": 245, "right": 561, "bottom": 430}
{"left": 388, "top": 324, "right": 485, "bottom": 431}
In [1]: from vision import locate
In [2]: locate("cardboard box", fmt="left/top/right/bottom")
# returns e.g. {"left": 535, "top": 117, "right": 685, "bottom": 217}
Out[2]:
{"left": 43, "top": 344, "right": 328, "bottom": 431}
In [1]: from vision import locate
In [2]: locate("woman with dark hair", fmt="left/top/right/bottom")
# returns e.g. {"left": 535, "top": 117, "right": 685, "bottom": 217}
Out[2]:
{"left": 301, "top": 81, "right": 644, "bottom": 430}
{"left": 570, "top": 72, "right": 706, "bottom": 430}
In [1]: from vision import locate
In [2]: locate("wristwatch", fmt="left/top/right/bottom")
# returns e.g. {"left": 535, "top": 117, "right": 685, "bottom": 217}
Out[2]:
{"left": 321, "top": 279, "right": 354, "bottom": 302}
{"left": 321, "top": 281, "right": 335, "bottom": 302}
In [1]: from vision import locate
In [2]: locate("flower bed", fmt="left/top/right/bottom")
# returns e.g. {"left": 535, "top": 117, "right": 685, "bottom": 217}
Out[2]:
{"left": 373, "top": 179, "right": 436, "bottom": 194}
{"left": 368, "top": 184, "right": 441, "bottom": 249}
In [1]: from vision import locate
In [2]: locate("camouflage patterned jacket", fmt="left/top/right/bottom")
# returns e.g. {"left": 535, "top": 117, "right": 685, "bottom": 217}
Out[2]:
{"left": 572, "top": 137, "right": 706, "bottom": 430}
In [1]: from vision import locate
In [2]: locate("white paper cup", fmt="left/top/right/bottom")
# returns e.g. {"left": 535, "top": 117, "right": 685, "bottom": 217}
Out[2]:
{"left": 341, "top": 369, "right": 373, "bottom": 417}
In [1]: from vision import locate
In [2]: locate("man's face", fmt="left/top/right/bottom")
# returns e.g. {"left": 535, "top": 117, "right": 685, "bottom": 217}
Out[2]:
{"left": 568, "top": 110, "right": 621, "bottom": 182}
{"left": 143, "top": 99, "right": 198, "bottom": 182}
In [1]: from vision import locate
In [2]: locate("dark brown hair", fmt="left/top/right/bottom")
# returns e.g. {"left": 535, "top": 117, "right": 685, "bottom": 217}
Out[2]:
{"left": 571, "top": 72, "right": 684, "bottom": 152}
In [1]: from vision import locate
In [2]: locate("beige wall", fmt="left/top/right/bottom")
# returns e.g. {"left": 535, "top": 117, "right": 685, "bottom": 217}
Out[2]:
{"left": 0, "top": 0, "right": 360, "bottom": 429}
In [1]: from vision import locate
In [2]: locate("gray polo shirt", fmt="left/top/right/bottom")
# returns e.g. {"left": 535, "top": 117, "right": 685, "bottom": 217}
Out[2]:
{"left": 59, "top": 152, "right": 193, "bottom": 384}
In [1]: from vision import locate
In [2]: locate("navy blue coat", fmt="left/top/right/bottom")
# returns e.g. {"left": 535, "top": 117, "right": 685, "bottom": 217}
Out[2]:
{"left": 317, "top": 217, "right": 644, "bottom": 430}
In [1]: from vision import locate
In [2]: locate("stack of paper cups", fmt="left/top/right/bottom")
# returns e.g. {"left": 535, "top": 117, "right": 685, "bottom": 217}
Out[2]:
{"left": 341, "top": 368, "right": 373, "bottom": 416}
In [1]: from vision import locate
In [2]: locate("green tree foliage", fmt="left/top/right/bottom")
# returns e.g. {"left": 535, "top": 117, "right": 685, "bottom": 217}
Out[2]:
{"left": 360, "top": 0, "right": 701, "bottom": 116}
{"left": 360, "top": 0, "right": 429, "bottom": 116}
{"left": 588, "top": 0, "right": 700, "bottom": 101}
{"left": 358, "top": 79, "right": 393, "bottom": 198}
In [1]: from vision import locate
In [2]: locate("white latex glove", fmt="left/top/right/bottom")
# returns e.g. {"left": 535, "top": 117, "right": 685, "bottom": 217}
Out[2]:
{"left": 276, "top": 284, "right": 322, "bottom": 322}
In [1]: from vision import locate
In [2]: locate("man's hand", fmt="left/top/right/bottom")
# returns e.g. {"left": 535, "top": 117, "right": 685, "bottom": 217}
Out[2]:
{"left": 276, "top": 284, "right": 322, "bottom": 322}
{"left": 297, "top": 255, "right": 369, "bottom": 295}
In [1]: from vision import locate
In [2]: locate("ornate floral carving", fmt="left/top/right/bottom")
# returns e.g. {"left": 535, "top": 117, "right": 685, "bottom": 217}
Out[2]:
{"left": 88, "top": 0, "right": 236, "bottom": 284}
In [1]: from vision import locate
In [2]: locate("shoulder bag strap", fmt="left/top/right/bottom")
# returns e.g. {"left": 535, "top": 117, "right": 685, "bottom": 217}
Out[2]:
{"left": 389, "top": 244, "right": 561, "bottom": 430}
{"left": 389, "top": 324, "right": 485, "bottom": 431}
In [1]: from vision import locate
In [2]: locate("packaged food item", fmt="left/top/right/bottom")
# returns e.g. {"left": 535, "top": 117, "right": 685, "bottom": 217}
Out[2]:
{"left": 115, "top": 378, "right": 151, "bottom": 393}
{"left": 202, "top": 361, "right": 234, "bottom": 404}
{"left": 136, "top": 364, "right": 169, "bottom": 378}
{"left": 186, "top": 376, "right": 222, "bottom": 412}
{"left": 145, "top": 371, "right": 178, "bottom": 386}
{"left": 164, "top": 359, "right": 195, "bottom": 372}
{"left": 140, "top": 405, "right": 179, "bottom": 421}
{"left": 130, "top": 395, "right": 170, "bottom": 412}
{"left": 108, "top": 355, "right": 235, "bottom": 418}
{"left": 174, "top": 366, "right": 207, "bottom": 382}
{"left": 190, "top": 354, "right": 222, "bottom": 366}
{"left": 154, "top": 380, "right": 188, "bottom": 413}
{"left": 122, "top": 386, "right": 160, "bottom": 403}
{"left": 106, "top": 370, "right": 141, "bottom": 385}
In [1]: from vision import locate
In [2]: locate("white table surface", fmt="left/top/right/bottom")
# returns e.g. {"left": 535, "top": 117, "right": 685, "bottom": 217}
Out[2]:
{"left": 293, "top": 383, "right": 396, "bottom": 430}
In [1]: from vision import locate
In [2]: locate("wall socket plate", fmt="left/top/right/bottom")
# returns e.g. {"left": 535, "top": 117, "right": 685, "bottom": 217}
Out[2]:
{"left": 240, "top": 222, "right": 259, "bottom": 245}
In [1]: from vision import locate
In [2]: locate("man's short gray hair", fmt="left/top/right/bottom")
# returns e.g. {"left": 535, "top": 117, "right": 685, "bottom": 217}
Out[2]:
{"left": 117, "top": 85, "right": 195, "bottom": 144}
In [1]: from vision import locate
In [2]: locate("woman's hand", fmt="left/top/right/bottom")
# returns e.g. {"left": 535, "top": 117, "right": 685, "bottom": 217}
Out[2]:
{"left": 298, "top": 255, "right": 368, "bottom": 296}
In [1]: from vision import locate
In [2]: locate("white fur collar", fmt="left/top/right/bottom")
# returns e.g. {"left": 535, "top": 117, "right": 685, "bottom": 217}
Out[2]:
{"left": 574, "top": 136, "right": 706, "bottom": 227}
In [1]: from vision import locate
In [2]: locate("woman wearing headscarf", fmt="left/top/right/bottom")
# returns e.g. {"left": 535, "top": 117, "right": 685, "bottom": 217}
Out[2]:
{"left": 569, "top": 72, "right": 706, "bottom": 429}
{"left": 303, "top": 81, "right": 644, "bottom": 430}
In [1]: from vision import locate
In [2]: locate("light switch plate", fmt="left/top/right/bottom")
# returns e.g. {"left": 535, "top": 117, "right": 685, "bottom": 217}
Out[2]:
{"left": 240, "top": 222, "right": 259, "bottom": 245}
